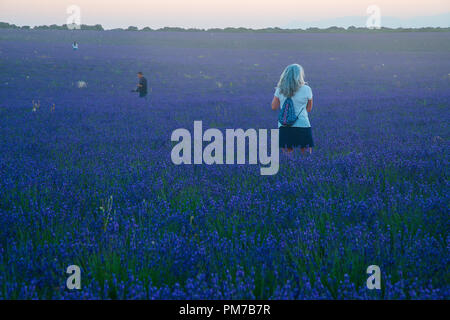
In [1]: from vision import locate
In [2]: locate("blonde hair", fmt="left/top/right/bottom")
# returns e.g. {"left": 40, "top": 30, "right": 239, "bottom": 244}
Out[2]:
{"left": 277, "top": 64, "right": 306, "bottom": 97}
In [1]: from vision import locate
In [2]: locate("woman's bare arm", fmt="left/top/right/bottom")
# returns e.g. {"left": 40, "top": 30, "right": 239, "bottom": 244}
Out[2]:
{"left": 306, "top": 98, "right": 313, "bottom": 113}
{"left": 271, "top": 96, "right": 280, "bottom": 110}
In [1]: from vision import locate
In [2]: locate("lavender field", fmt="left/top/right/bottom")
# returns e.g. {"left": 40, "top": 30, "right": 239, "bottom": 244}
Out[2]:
{"left": 0, "top": 30, "right": 448, "bottom": 299}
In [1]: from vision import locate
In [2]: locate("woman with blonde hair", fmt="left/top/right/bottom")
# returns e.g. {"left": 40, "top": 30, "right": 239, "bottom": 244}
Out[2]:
{"left": 271, "top": 64, "right": 314, "bottom": 154}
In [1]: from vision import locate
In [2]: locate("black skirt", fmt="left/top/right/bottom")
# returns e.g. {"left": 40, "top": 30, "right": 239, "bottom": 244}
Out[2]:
{"left": 279, "top": 127, "right": 314, "bottom": 148}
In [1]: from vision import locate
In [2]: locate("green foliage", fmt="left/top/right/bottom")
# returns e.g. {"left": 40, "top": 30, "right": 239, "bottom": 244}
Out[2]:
{"left": 0, "top": 21, "right": 448, "bottom": 33}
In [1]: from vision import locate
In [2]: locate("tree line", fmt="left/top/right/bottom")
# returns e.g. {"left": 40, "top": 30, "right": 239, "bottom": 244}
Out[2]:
{"left": 0, "top": 22, "right": 448, "bottom": 33}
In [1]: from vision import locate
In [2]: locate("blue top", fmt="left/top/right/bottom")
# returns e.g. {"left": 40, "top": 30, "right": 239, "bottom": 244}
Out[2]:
{"left": 138, "top": 77, "right": 148, "bottom": 97}
{"left": 275, "top": 85, "right": 313, "bottom": 128}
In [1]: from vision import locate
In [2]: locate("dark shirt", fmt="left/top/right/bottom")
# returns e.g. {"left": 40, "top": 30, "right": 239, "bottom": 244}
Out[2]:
{"left": 138, "top": 77, "right": 148, "bottom": 97}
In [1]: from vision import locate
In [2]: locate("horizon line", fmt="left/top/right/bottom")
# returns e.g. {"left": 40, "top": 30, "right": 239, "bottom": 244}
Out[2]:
{"left": 0, "top": 11, "right": 449, "bottom": 30}
{"left": 1, "top": 21, "right": 450, "bottom": 32}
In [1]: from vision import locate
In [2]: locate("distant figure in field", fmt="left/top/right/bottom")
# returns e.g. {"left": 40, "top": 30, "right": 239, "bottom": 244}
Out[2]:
{"left": 271, "top": 64, "right": 314, "bottom": 155}
{"left": 72, "top": 41, "right": 78, "bottom": 50}
{"left": 133, "top": 72, "right": 149, "bottom": 105}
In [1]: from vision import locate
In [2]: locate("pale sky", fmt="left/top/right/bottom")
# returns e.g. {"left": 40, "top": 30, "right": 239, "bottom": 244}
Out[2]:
{"left": 1, "top": 0, "right": 449, "bottom": 29}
